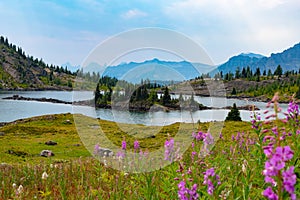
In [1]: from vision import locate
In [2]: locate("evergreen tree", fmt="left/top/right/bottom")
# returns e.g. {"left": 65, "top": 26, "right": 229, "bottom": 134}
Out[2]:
{"left": 162, "top": 87, "right": 171, "bottom": 106}
{"left": 267, "top": 69, "right": 272, "bottom": 78}
{"left": 274, "top": 65, "right": 283, "bottom": 77}
{"left": 0, "top": 36, "right": 4, "bottom": 44}
{"left": 235, "top": 67, "right": 241, "bottom": 79}
{"left": 148, "top": 89, "right": 158, "bottom": 103}
{"left": 95, "top": 83, "right": 101, "bottom": 104}
{"left": 263, "top": 70, "right": 266, "bottom": 76}
{"left": 231, "top": 87, "right": 237, "bottom": 95}
{"left": 225, "top": 103, "right": 242, "bottom": 121}
{"left": 255, "top": 68, "right": 261, "bottom": 82}
{"left": 241, "top": 67, "right": 246, "bottom": 78}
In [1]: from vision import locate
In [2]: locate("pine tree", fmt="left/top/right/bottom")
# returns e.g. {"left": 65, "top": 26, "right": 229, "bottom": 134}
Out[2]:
{"left": 267, "top": 69, "right": 272, "bottom": 77}
{"left": 148, "top": 89, "right": 158, "bottom": 103}
{"left": 235, "top": 67, "right": 241, "bottom": 79}
{"left": 274, "top": 65, "right": 283, "bottom": 77}
{"left": 162, "top": 87, "right": 171, "bottom": 106}
{"left": 225, "top": 103, "right": 242, "bottom": 121}
{"left": 231, "top": 87, "right": 237, "bottom": 95}
{"left": 95, "top": 83, "right": 101, "bottom": 104}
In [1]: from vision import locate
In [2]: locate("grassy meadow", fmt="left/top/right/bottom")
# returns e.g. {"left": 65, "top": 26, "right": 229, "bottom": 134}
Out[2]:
{"left": 0, "top": 99, "right": 299, "bottom": 200}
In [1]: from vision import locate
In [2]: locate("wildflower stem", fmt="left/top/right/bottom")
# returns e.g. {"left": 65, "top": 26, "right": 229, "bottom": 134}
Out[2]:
{"left": 274, "top": 94, "right": 283, "bottom": 200}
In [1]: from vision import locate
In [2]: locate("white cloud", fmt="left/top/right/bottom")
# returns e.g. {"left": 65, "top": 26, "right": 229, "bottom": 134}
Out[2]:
{"left": 122, "top": 9, "right": 147, "bottom": 19}
{"left": 162, "top": 0, "right": 300, "bottom": 63}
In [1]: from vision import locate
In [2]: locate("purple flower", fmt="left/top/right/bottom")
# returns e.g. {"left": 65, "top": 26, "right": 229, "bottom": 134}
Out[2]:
{"left": 191, "top": 151, "right": 197, "bottom": 161}
{"left": 94, "top": 143, "right": 100, "bottom": 155}
{"left": 193, "top": 131, "right": 206, "bottom": 141}
{"left": 262, "top": 187, "right": 278, "bottom": 200}
{"left": 116, "top": 151, "right": 125, "bottom": 159}
{"left": 263, "top": 135, "right": 275, "bottom": 143}
{"left": 270, "top": 154, "right": 285, "bottom": 171}
{"left": 282, "top": 166, "right": 297, "bottom": 200}
{"left": 263, "top": 161, "right": 279, "bottom": 185}
{"left": 164, "top": 138, "right": 174, "bottom": 161}
{"left": 178, "top": 181, "right": 199, "bottom": 200}
{"left": 219, "top": 133, "right": 223, "bottom": 139}
{"left": 189, "top": 184, "right": 199, "bottom": 199}
{"left": 203, "top": 133, "right": 214, "bottom": 145}
{"left": 231, "top": 134, "right": 235, "bottom": 141}
{"left": 178, "top": 181, "right": 188, "bottom": 200}
{"left": 275, "top": 146, "right": 293, "bottom": 162}
{"left": 251, "top": 113, "right": 262, "bottom": 130}
{"left": 134, "top": 140, "right": 139, "bottom": 151}
{"left": 287, "top": 101, "right": 299, "bottom": 117}
{"left": 264, "top": 176, "right": 276, "bottom": 186}
{"left": 121, "top": 140, "right": 126, "bottom": 150}
{"left": 263, "top": 144, "right": 274, "bottom": 158}
{"left": 271, "top": 127, "right": 278, "bottom": 136}
{"left": 203, "top": 168, "right": 221, "bottom": 196}
{"left": 236, "top": 132, "right": 240, "bottom": 141}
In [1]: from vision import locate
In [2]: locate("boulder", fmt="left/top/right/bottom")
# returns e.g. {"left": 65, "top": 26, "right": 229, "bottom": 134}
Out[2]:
{"left": 0, "top": 132, "right": 5, "bottom": 136}
{"left": 45, "top": 141, "right": 57, "bottom": 145}
{"left": 40, "top": 150, "right": 55, "bottom": 157}
{"left": 94, "top": 148, "right": 114, "bottom": 157}
{"left": 64, "top": 119, "right": 72, "bottom": 124}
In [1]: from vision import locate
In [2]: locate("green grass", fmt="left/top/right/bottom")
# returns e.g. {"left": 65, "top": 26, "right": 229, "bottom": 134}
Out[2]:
{"left": 0, "top": 113, "right": 299, "bottom": 199}
{"left": 0, "top": 113, "right": 253, "bottom": 165}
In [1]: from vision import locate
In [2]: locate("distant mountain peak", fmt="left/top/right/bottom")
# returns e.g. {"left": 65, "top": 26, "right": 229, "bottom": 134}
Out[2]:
{"left": 239, "top": 53, "right": 265, "bottom": 59}
{"left": 215, "top": 41, "right": 300, "bottom": 75}
{"left": 102, "top": 58, "right": 215, "bottom": 83}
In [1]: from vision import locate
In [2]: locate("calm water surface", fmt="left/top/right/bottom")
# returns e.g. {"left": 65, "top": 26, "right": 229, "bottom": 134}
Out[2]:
{"left": 0, "top": 91, "right": 288, "bottom": 126}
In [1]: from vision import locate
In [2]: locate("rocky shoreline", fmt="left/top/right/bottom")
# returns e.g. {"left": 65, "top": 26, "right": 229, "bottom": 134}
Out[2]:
{"left": 2, "top": 95, "right": 260, "bottom": 111}
{"left": 3, "top": 95, "right": 73, "bottom": 104}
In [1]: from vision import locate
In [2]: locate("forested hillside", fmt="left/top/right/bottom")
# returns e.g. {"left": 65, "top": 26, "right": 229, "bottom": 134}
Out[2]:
{"left": 0, "top": 36, "right": 75, "bottom": 90}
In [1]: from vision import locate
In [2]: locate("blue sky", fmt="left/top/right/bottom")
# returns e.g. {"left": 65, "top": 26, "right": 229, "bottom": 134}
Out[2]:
{"left": 1, "top": 0, "right": 300, "bottom": 66}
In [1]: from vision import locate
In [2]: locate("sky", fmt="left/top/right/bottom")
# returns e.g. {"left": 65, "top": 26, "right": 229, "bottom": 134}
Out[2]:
{"left": 1, "top": 0, "right": 300, "bottom": 67}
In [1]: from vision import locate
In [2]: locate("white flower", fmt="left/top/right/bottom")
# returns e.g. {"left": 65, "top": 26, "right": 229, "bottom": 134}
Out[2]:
{"left": 242, "top": 164, "right": 246, "bottom": 174}
{"left": 17, "top": 185, "right": 23, "bottom": 195}
{"left": 42, "top": 172, "right": 48, "bottom": 180}
{"left": 50, "top": 164, "right": 53, "bottom": 168}
{"left": 12, "top": 183, "right": 17, "bottom": 188}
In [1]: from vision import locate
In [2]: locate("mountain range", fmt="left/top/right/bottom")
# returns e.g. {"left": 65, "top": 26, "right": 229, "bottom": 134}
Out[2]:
{"left": 216, "top": 42, "right": 300, "bottom": 74}
{"left": 1, "top": 34, "right": 300, "bottom": 90}
{"left": 102, "top": 58, "right": 213, "bottom": 83}
{"left": 80, "top": 42, "right": 300, "bottom": 82}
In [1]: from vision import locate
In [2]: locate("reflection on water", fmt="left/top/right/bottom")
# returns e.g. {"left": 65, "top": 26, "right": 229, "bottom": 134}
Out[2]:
{"left": 0, "top": 91, "right": 288, "bottom": 125}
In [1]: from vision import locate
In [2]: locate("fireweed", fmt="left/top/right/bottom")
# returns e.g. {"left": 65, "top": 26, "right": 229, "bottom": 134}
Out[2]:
{"left": 175, "top": 162, "right": 200, "bottom": 200}
{"left": 192, "top": 131, "right": 214, "bottom": 157}
{"left": 285, "top": 99, "right": 300, "bottom": 154}
{"left": 164, "top": 138, "right": 175, "bottom": 162}
{"left": 203, "top": 167, "right": 221, "bottom": 196}
{"left": 261, "top": 93, "right": 297, "bottom": 200}
{"left": 178, "top": 180, "right": 199, "bottom": 200}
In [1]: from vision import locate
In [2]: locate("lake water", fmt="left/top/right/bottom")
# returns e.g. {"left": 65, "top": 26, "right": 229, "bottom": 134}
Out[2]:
{"left": 0, "top": 91, "right": 288, "bottom": 126}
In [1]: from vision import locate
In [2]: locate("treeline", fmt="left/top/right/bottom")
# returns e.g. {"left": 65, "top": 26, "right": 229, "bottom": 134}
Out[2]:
{"left": 76, "top": 69, "right": 101, "bottom": 82}
{"left": 214, "top": 65, "right": 299, "bottom": 82}
{"left": 0, "top": 36, "right": 74, "bottom": 76}
{"left": 241, "top": 75, "right": 300, "bottom": 99}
